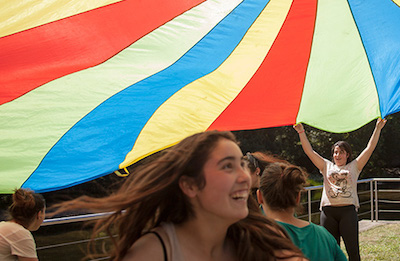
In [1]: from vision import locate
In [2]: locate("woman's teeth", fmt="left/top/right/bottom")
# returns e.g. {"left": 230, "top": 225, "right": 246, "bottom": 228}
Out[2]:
{"left": 231, "top": 191, "right": 248, "bottom": 200}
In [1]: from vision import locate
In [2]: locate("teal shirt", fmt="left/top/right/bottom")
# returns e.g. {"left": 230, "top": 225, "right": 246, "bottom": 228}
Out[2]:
{"left": 277, "top": 221, "right": 347, "bottom": 261}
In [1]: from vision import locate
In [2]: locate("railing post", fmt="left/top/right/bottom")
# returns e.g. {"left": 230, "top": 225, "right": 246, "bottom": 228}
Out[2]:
{"left": 308, "top": 190, "right": 311, "bottom": 222}
{"left": 374, "top": 180, "right": 378, "bottom": 222}
{"left": 370, "top": 180, "right": 373, "bottom": 222}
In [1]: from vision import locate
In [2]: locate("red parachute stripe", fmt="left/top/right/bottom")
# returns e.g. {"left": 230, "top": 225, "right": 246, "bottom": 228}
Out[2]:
{"left": 209, "top": 0, "right": 317, "bottom": 131}
{"left": 0, "top": 0, "right": 205, "bottom": 105}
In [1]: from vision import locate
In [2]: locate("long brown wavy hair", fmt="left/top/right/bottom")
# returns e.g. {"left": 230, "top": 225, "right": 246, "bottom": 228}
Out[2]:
{"left": 51, "top": 130, "right": 303, "bottom": 260}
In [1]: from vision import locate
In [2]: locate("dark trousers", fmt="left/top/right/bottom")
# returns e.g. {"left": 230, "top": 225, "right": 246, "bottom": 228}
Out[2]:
{"left": 321, "top": 205, "right": 360, "bottom": 261}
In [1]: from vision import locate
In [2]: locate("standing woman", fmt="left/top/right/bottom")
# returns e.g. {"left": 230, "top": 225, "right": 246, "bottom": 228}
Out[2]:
{"left": 293, "top": 118, "right": 386, "bottom": 261}
{"left": 53, "top": 130, "right": 305, "bottom": 261}
{"left": 0, "top": 188, "right": 46, "bottom": 261}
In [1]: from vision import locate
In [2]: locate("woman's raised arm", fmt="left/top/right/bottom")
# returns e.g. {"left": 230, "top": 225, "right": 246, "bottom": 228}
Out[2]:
{"left": 356, "top": 118, "right": 387, "bottom": 171}
{"left": 293, "top": 123, "right": 325, "bottom": 172}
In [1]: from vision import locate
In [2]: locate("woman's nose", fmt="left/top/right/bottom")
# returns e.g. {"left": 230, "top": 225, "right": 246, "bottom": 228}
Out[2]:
{"left": 238, "top": 167, "right": 251, "bottom": 184}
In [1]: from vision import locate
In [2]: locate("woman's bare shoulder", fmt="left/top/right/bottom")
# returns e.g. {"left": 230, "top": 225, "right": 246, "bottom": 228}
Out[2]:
{"left": 122, "top": 232, "right": 166, "bottom": 261}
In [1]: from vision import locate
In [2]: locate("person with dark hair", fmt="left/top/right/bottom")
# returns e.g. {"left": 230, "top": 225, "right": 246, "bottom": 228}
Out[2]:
{"left": 293, "top": 118, "right": 386, "bottom": 261}
{"left": 244, "top": 151, "right": 288, "bottom": 198}
{"left": 258, "top": 162, "right": 347, "bottom": 261}
{"left": 0, "top": 188, "right": 45, "bottom": 261}
{"left": 52, "top": 130, "right": 306, "bottom": 261}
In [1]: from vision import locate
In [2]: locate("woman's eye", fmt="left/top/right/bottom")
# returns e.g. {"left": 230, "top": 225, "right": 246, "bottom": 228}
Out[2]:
{"left": 222, "top": 163, "right": 233, "bottom": 170}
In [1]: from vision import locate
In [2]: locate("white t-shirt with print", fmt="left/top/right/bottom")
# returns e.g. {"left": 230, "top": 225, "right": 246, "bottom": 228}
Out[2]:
{"left": 320, "top": 159, "right": 361, "bottom": 210}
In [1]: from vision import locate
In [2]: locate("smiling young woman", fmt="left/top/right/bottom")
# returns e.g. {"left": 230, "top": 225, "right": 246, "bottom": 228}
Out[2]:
{"left": 293, "top": 118, "right": 387, "bottom": 261}
{"left": 51, "top": 130, "right": 305, "bottom": 261}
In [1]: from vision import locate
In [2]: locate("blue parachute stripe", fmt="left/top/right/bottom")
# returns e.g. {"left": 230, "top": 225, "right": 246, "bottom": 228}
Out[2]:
{"left": 22, "top": 0, "right": 270, "bottom": 192}
{"left": 349, "top": 0, "right": 400, "bottom": 117}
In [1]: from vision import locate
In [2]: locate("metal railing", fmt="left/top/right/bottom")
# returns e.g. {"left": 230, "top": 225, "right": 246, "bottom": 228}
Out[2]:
{"left": 41, "top": 212, "right": 113, "bottom": 226}
{"left": 373, "top": 178, "right": 400, "bottom": 221}
{"left": 297, "top": 178, "right": 400, "bottom": 223}
{"left": 35, "top": 178, "right": 400, "bottom": 260}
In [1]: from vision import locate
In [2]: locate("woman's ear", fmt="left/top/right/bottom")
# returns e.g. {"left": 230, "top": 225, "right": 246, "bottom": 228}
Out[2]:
{"left": 37, "top": 209, "right": 45, "bottom": 220}
{"left": 255, "top": 167, "right": 261, "bottom": 176}
{"left": 179, "top": 176, "right": 198, "bottom": 198}
{"left": 256, "top": 189, "right": 264, "bottom": 204}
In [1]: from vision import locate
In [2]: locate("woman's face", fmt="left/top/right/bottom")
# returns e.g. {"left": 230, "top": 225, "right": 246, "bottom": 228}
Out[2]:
{"left": 193, "top": 138, "right": 251, "bottom": 224}
{"left": 333, "top": 146, "right": 349, "bottom": 166}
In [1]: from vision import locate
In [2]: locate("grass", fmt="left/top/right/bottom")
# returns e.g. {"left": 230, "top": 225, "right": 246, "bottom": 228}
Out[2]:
{"left": 341, "top": 223, "right": 400, "bottom": 261}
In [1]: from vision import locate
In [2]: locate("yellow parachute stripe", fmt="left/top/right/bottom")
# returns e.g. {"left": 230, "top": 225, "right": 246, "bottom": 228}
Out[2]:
{"left": 120, "top": 0, "right": 293, "bottom": 168}
{"left": 0, "top": 0, "right": 123, "bottom": 38}
{"left": 0, "top": 0, "right": 239, "bottom": 192}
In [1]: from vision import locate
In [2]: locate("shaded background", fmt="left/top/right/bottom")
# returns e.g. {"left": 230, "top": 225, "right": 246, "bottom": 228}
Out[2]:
{"left": 3, "top": 112, "right": 398, "bottom": 212}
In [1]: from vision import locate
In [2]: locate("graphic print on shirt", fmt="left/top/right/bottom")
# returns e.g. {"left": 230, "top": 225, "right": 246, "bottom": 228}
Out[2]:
{"left": 327, "top": 169, "right": 352, "bottom": 198}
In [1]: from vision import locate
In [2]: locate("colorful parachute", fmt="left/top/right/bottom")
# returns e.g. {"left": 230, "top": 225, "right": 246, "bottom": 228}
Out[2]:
{"left": 1, "top": 0, "right": 400, "bottom": 193}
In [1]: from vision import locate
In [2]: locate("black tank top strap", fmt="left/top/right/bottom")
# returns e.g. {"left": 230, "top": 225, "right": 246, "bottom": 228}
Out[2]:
{"left": 145, "top": 231, "right": 168, "bottom": 261}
